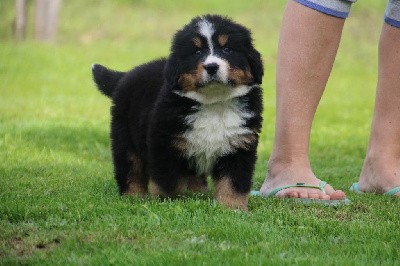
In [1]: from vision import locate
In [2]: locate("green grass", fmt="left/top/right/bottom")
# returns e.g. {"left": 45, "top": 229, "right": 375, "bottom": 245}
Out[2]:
{"left": 1, "top": 0, "right": 399, "bottom": 265}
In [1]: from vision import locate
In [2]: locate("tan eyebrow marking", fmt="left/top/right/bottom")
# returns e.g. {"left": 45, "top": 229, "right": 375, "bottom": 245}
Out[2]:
{"left": 192, "top": 37, "right": 202, "bottom": 48}
{"left": 218, "top": 34, "right": 229, "bottom": 47}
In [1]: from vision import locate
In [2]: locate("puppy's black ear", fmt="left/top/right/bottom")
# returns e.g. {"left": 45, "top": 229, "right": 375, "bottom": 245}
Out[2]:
{"left": 248, "top": 49, "right": 264, "bottom": 85}
{"left": 163, "top": 54, "right": 180, "bottom": 88}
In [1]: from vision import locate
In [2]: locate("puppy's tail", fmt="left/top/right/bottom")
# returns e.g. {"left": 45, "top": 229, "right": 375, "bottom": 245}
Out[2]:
{"left": 92, "top": 64, "right": 125, "bottom": 97}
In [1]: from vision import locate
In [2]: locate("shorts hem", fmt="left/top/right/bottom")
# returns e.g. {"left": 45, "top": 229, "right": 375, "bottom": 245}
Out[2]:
{"left": 295, "top": 0, "right": 349, "bottom": 19}
{"left": 385, "top": 17, "right": 400, "bottom": 28}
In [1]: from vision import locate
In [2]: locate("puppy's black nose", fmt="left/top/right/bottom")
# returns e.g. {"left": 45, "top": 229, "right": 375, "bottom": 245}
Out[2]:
{"left": 203, "top": 63, "right": 219, "bottom": 76}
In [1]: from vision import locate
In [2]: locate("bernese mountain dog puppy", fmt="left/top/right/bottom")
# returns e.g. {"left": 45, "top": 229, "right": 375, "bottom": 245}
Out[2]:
{"left": 92, "top": 14, "right": 263, "bottom": 210}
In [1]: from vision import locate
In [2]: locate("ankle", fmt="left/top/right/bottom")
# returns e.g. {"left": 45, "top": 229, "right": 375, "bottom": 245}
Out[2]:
{"left": 360, "top": 152, "right": 400, "bottom": 192}
{"left": 267, "top": 154, "right": 311, "bottom": 178}
{"left": 368, "top": 148, "right": 400, "bottom": 162}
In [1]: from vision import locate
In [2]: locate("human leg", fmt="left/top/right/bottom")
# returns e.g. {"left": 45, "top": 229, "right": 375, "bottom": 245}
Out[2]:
{"left": 357, "top": 3, "right": 400, "bottom": 196}
{"left": 259, "top": 0, "right": 351, "bottom": 200}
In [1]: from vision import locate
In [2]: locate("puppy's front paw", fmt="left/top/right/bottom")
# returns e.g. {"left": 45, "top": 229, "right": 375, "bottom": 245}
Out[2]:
{"left": 214, "top": 177, "right": 249, "bottom": 211}
{"left": 125, "top": 182, "right": 148, "bottom": 197}
{"left": 216, "top": 195, "right": 249, "bottom": 211}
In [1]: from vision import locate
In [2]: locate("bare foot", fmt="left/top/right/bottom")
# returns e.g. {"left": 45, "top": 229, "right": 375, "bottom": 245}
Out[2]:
{"left": 260, "top": 165, "right": 346, "bottom": 200}
{"left": 357, "top": 155, "right": 400, "bottom": 196}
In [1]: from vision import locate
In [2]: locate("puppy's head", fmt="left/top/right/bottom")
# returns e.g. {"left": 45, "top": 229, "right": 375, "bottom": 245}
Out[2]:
{"left": 165, "top": 15, "right": 263, "bottom": 101}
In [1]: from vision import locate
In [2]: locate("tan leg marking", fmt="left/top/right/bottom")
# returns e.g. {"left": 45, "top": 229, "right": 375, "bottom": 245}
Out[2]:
{"left": 126, "top": 182, "right": 147, "bottom": 196}
{"left": 188, "top": 175, "right": 208, "bottom": 193}
{"left": 149, "top": 179, "right": 167, "bottom": 198}
{"left": 214, "top": 177, "right": 249, "bottom": 211}
{"left": 125, "top": 153, "right": 148, "bottom": 196}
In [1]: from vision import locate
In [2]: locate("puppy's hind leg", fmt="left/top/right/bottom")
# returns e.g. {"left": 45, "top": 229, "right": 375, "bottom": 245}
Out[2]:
{"left": 111, "top": 113, "right": 148, "bottom": 196}
{"left": 125, "top": 152, "right": 149, "bottom": 196}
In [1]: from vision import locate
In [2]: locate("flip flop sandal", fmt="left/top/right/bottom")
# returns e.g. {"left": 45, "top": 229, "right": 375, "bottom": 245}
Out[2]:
{"left": 350, "top": 182, "right": 400, "bottom": 196}
{"left": 251, "top": 181, "right": 351, "bottom": 206}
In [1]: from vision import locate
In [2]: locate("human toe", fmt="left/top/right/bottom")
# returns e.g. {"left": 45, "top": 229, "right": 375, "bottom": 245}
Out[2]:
{"left": 299, "top": 192, "right": 309, "bottom": 198}
{"left": 329, "top": 190, "right": 346, "bottom": 200}
{"left": 309, "top": 193, "right": 320, "bottom": 199}
{"left": 287, "top": 191, "right": 299, "bottom": 198}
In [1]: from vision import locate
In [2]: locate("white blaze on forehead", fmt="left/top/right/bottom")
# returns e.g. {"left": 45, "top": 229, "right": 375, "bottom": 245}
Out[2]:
{"left": 198, "top": 19, "right": 229, "bottom": 84}
{"left": 198, "top": 19, "right": 215, "bottom": 53}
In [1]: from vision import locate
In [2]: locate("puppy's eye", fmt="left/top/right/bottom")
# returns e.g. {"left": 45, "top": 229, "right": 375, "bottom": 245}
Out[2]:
{"left": 195, "top": 50, "right": 202, "bottom": 56}
{"left": 222, "top": 47, "right": 233, "bottom": 54}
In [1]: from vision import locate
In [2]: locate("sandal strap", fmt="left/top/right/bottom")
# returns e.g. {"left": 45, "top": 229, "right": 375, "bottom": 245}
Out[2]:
{"left": 268, "top": 181, "right": 328, "bottom": 197}
{"left": 351, "top": 182, "right": 400, "bottom": 196}
{"left": 384, "top": 186, "right": 400, "bottom": 196}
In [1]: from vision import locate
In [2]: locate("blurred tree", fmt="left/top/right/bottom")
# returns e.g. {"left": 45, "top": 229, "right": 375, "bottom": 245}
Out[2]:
{"left": 15, "top": 0, "right": 27, "bottom": 41}
{"left": 35, "top": 0, "right": 62, "bottom": 42}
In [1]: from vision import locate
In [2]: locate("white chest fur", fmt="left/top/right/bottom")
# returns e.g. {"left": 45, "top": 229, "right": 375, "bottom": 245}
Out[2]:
{"left": 181, "top": 99, "right": 253, "bottom": 175}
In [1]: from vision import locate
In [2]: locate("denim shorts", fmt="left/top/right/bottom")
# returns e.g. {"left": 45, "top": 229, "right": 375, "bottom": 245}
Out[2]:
{"left": 294, "top": 0, "right": 400, "bottom": 28}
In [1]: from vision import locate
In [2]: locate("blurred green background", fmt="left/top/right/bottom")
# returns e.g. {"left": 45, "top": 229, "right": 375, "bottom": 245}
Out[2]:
{"left": 0, "top": 0, "right": 387, "bottom": 178}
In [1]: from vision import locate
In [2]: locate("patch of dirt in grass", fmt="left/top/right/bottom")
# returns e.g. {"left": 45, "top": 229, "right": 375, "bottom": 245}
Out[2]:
{"left": 7, "top": 237, "right": 29, "bottom": 257}
{"left": 1, "top": 236, "right": 62, "bottom": 258}
{"left": 351, "top": 204, "right": 370, "bottom": 213}
{"left": 35, "top": 237, "right": 61, "bottom": 251}
{"left": 334, "top": 212, "right": 355, "bottom": 221}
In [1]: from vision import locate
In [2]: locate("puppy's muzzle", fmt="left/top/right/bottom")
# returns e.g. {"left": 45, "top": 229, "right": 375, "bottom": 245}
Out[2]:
{"left": 204, "top": 63, "right": 219, "bottom": 76}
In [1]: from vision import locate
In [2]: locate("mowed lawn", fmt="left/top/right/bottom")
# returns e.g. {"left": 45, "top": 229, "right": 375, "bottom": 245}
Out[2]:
{"left": 0, "top": 0, "right": 399, "bottom": 265}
